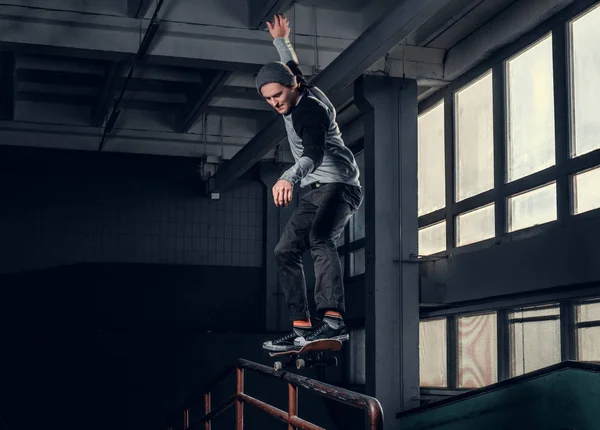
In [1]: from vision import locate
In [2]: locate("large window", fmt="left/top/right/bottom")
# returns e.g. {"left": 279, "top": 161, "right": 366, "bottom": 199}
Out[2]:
{"left": 419, "top": 296, "right": 600, "bottom": 395}
{"left": 418, "top": 221, "right": 446, "bottom": 256}
{"left": 506, "top": 34, "right": 555, "bottom": 182}
{"left": 419, "top": 318, "right": 447, "bottom": 388}
{"left": 456, "top": 204, "right": 495, "bottom": 247}
{"left": 576, "top": 299, "right": 600, "bottom": 362}
{"left": 418, "top": 102, "right": 445, "bottom": 217}
{"left": 417, "top": 2, "right": 600, "bottom": 254}
{"left": 455, "top": 71, "right": 494, "bottom": 201}
{"left": 418, "top": 100, "right": 446, "bottom": 256}
{"left": 572, "top": 166, "right": 600, "bottom": 215}
{"left": 457, "top": 312, "right": 498, "bottom": 388}
{"left": 570, "top": 4, "right": 600, "bottom": 157}
{"left": 508, "top": 182, "right": 557, "bottom": 232}
{"left": 509, "top": 305, "right": 561, "bottom": 376}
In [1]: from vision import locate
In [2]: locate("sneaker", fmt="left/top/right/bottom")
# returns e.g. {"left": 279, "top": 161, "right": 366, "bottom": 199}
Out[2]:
{"left": 262, "top": 326, "right": 313, "bottom": 352}
{"left": 293, "top": 315, "right": 349, "bottom": 347}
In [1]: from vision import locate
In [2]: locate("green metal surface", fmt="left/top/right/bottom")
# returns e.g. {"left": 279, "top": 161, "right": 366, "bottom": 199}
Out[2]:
{"left": 398, "top": 366, "right": 600, "bottom": 430}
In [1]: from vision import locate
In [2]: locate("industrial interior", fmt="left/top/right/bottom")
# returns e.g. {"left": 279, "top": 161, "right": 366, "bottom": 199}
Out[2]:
{"left": 1, "top": 0, "right": 599, "bottom": 429}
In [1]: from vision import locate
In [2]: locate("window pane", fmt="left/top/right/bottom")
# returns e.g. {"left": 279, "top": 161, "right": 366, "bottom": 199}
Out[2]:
{"left": 418, "top": 102, "right": 445, "bottom": 216}
{"left": 577, "top": 327, "right": 600, "bottom": 361}
{"left": 458, "top": 313, "right": 498, "bottom": 388}
{"left": 570, "top": 4, "right": 600, "bottom": 157}
{"left": 455, "top": 71, "right": 494, "bottom": 201}
{"left": 577, "top": 301, "right": 600, "bottom": 323}
{"left": 573, "top": 166, "right": 600, "bottom": 215}
{"left": 506, "top": 34, "right": 555, "bottom": 182}
{"left": 456, "top": 203, "right": 495, "bottom": 247}
{"left": 351, "top": 151, "right": 365, "bottom": 240}
{"left": 418, "top": 221, "right": 446, "bottom": 256}
{"left": 419, "top": 318, "right": 447, "bottom": 387}
{"left": 508, "top": 182, "right": 557, "bottom": 232}
{"left": 351, "top": 248, "right": 365, "bottom": 276}
{"left": 509, "top": 306, "right": 561, "bottom": 377}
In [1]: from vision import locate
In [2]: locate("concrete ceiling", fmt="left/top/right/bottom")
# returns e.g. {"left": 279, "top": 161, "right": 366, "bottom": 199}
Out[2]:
{"left": 0, "top": 0, "right": 575, "bottom": 179}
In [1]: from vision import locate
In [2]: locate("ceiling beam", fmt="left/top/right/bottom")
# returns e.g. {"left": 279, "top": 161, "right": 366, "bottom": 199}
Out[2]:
{"left": 208, "top": 0, "right": 455, "bottom": 192}
{"left": 444, "top": 0, "right": 577, "bottom": 81}
{"left": 247, "top": 0, "right": 293, "bottom": 29}
{"left": 0, "top": 120, "right": 248, "bottom": 158}
{"left": 127, "top": 0, "right": 153, "bottom": 18}
{"left": 177, "top": 70, "right": 232, "bottom": 133}
{"left": 0, "top": 5, "right": 445, "bottom": 78}
{"left": 0, "top": 52, "right": 15, "bottom": 121}
{"left": 93, "top": 62, "right": 126, "bottom": 127}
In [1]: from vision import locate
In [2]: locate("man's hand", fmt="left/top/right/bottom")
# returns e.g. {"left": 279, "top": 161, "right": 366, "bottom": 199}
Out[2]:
{"left": 266, "top": 14, "right": 290, "bottom": 39}
{"left": 272, "top": 179, "right": 293, "bottom": 207}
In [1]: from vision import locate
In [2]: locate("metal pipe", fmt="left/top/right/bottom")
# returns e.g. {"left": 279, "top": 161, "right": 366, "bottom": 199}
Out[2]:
{"left": 236, "top": 367, "right": 244, "bottom": 430}
{"left": 198, "top": 394, "right": 237, "bottom": 424}
{"left": 204, "top": 393, "right": 211, "bottom": 430}
{"left": 183, "top": 409, "right": 190, "bottom": 429}
{"left": 238, "top": 393, "right": 325, "bottom": 430}
{"left": 288, "top": 383, "right": 298, "bottom": 430}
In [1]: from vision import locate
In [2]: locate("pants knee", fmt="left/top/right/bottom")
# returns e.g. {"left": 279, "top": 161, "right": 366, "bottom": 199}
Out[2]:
{"left": 309, "top": 238, "right": 336, "bottom": 254}
{"left": 274, "top": 240, "right": 296, "bottom": 262}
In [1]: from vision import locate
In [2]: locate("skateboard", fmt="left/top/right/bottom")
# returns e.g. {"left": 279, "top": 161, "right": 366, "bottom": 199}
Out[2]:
{"left": 269, "top": 339, "right": 343, "bottom": 371}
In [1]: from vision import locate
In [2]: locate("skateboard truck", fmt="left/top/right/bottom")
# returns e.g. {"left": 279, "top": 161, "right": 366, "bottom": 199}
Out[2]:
{"left": 274, "top": 352, "right": 339, "bottom": 371}
{"left": 269, "top": 339, "right": 342, "bottom": 371}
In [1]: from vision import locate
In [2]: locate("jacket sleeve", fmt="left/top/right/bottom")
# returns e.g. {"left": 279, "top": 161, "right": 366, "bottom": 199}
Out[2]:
{"left": 279, "top": 103, "right": 328, "bottom": 185}
{"left": 273, "top": 37, "right": 307, "bottom": 83}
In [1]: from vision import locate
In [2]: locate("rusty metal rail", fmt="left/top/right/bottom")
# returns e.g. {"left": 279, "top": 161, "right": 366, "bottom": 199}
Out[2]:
{"left": 167, "top": 358, "right": 384, "bottom": 430}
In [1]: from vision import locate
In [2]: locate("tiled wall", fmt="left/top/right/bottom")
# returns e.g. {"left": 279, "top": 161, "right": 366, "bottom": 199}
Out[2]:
{"left": 0, "top": 146, "right": 264, "bottom": 274}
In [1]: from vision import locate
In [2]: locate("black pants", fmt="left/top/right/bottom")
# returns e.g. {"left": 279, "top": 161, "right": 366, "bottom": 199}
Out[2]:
{"left": 274, "top": 182, "right": 363, "bottom": 321}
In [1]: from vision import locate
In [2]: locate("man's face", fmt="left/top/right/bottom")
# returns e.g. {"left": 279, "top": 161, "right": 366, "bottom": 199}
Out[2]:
{"left": 260, "top": 82, "right": 298, "bottom": 115}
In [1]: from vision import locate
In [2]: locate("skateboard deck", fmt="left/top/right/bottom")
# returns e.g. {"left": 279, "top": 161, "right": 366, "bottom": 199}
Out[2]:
{"left": 269, "top": 339, "right": 343, "bottom": 371}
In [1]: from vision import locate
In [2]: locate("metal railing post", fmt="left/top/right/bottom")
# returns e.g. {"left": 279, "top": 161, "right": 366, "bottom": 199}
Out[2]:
{"left": 183, "top": 409, "right": 189, "bottom": 429}
{"left": 204, "top": 393, "right": 211, "bottom": 430}
{"left": 288, "top": 383, "right": 298, "bottom": 430}
{"left": 236, "top": 367, "right": 244, "bottom": 430}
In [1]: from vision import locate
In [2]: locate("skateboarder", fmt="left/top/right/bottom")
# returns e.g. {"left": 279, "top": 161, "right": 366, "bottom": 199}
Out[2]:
{"left": 256, "top": 14, "right": 362, "bottom": 352}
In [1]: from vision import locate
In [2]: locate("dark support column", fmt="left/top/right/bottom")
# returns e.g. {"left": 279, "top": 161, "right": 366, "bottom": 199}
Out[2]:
{"left": 355, "top": 76, "right": 420, "bottom": 421}
{"left": 259, "top": 161, "right": 304, "bottom": 331}
{"left": 260, "top": 162, "right": 285, "bottom": 332}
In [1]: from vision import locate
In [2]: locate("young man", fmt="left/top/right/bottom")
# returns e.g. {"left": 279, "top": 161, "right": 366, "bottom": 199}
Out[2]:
{"left": 256, "top": 14, "right": 362, "bottom": 352}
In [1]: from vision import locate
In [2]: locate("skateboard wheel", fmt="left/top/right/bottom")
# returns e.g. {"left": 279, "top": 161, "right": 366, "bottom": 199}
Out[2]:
{"left": 274, "top": 361, "right": 283, "bottom": 371}
{"left": 296, "top": 358, "right": 306, "bottom": 369}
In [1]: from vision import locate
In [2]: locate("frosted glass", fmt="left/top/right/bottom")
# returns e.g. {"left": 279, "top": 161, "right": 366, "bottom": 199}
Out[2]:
{"left": 577, "top": 327, "right": 600, "bottom": 362}
{"left": 419, "top": 319, "right": 447, "bottom": 387}
{"left": 570, "top": 4, "right": 600, "bottom": 157}
{"left": 506, "top": 34, "right": 555, "bottom": 181}
{"left": 577, "top": 301, "right": 600, "bottom": 323}
{"left": 573, "top": 166, "right": 600, "bottom": 215}
{"left": 508, "top": 182, "right": 557, "bottom": 232}
{"left": 458, "top": 313, "right": 498, "bottom": 388}
{"left": 510, "top": 319, "right": 561, "bottom": 376}
{"left": 456, "top": 204, "right": 495, "bottom": 246}
{"left": 455, "top": 71, "right": 494, "bottom": 201}
{"left": 418, "top": 102, "right": 445, "bottom": 216}
{"left": 419, "top": 221, "right": 446, "bottom": 256}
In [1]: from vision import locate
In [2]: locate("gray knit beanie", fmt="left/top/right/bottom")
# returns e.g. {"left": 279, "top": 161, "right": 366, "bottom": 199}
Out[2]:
{"left": 255, "top": 61, "right": 298, "bottom": 95}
